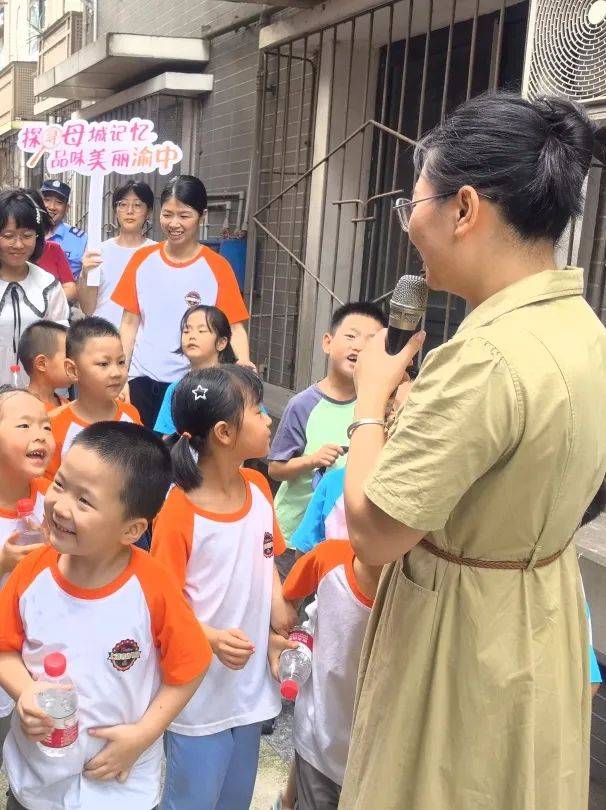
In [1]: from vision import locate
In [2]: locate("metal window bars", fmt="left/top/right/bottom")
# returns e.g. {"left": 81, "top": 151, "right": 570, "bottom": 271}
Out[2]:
{"left": 246, "top": 0, "right": 529, "bottom": 392}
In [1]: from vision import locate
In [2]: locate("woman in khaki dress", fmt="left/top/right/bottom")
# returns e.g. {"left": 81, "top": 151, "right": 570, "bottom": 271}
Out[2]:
{"left": 340, "top": 93, "right": 606, "bottom": 810}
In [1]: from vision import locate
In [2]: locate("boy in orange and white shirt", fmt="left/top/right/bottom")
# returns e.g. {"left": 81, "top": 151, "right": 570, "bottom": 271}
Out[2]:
{"left": 45, "top": 316, "right": 141, "bottom": 479}
{"left": 0, "top": 422, "right": 211, "bottom": 810}
{"left": 271, "top": 540, "right": 382, "bottom": 810}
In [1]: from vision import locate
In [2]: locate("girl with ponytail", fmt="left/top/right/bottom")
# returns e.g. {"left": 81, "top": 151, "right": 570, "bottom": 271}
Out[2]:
{"left": 152, "top": 365, "right": 295, "bottom": 810}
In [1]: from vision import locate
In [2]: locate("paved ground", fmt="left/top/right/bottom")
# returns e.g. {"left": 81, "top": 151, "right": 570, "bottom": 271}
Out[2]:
{"left": 3, "top": 700, "right": 605, "bottom": 809}
{"left": 251, "top": 702, "right": 294, "bottom": 809}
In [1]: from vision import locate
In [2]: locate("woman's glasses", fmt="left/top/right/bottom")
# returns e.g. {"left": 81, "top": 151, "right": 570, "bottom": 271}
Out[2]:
{"left": 116, "top": 201, "right": 146, "bottom": 212}
{"left": 393, "top": 194, "right": 455, "bottom": 232}
{"left": 0, "top": 230, "right": 37, "bottom": 245}
{"left": 394, "top": 191, "right": 494, "bottom": 232}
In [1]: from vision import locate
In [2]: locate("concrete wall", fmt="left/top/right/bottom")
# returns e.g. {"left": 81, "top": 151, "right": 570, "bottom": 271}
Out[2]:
{"left": 95, "top": 0, "right": 263, "bottom": 221}
{"left": 3, "top": 0, "right": 37, "bottom": 65}
{"left": 96, "top": 0, "right": 266, "bottom": 38}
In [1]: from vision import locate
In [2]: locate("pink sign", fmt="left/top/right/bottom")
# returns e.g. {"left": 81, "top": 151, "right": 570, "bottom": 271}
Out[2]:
{"left": 18, "top": 117, "right": 183, "bottom": 283}
{"left": 18, "top": 118, "right": 182, "bottom": 176}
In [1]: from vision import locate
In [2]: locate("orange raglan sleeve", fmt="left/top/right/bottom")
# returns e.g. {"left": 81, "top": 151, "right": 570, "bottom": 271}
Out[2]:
{"left": 0, "top": 547, "right": 53, "bottom": 652}
{"left": 283, "top": 547, "right": 322, "bottom": 602}
{"left": 111, "top": 243, "right": 158, "bottom": 316}
{"left": 135, "top": 552, "right": 212, "bottom": 686}
{"left": 209, "top": 250, "right": 249, "bottom": 325}
{"left": 243, "top": 468, "right": 286, "bottom": 556}
{"left": 45, "top": 405, "right": 72, "bottom": 481}
{"left": 151, "top": 488, "right": 194, "bottom": 590}
{"left": 121, "top": 402, "right": 142, "bottom": 425}
{"left": 283, "top": 540, "right": 353, "bottom": 601}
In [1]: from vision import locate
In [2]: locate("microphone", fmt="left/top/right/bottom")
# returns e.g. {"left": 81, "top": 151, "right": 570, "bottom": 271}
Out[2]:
{"left": 386, "top": 274, "right": 428, "bottom": 356}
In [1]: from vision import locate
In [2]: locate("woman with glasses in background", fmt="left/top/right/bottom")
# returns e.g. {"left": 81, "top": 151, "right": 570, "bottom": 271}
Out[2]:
{"left": 0, "top": 190, "right": 69, "bottom": 386}
{"left": 78, "top": 180, "right": 155, "bottom": 327}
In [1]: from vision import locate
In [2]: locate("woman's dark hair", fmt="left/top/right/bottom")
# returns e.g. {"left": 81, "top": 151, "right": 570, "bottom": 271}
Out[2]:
{"left": 23, "top": 189, "right": 54, "bottom": 235}
{"left": 112, "top": 180, "right": 154, "bottom": 211}
{"left": 0, "top": 189, "right": 49, "bottom": 262}
{"left": 175, "top": 304, "right": 236, "bottom": 364}
{"left": 170, "top": 365, "right": 263, "bottom": 491}
{"left": 160, "top": 175, "right": 207, "bottom": 216}
{"left": 414, "top": 92, "right": 596, "bottom": 243}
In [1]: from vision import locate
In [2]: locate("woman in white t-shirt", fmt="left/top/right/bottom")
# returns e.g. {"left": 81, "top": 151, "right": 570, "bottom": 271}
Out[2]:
{"left": 77, "top": 180, "right": 155, "bottom": 328}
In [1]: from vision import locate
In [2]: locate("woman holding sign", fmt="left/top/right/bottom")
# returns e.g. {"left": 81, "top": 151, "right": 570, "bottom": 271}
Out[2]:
{"left": 112, "top": 175, "right": 252, "bottom": 428}
{"left": 78, "top": 180, "right": 155, "bottom": 327}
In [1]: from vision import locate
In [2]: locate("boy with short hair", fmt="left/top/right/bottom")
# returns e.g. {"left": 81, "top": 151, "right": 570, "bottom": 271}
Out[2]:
{"left": 0, "top": 422, "right": 212, "bottom": 810}
{"left": 268, "top": 302, "right": 387, "bottom": 578}
{"left": 18, "top": 320, "right": 69, "bottom": 411}
{"left": 45, "top": 316, "right": 141, "bottom": 479}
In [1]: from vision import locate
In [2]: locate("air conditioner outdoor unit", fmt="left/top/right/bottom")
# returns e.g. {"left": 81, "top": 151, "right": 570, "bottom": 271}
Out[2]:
{"left": 521, "top": 0, "right": 606, "bottom": 271}
{"left": 522, "top": 0, "right": 606, "bottom": 123}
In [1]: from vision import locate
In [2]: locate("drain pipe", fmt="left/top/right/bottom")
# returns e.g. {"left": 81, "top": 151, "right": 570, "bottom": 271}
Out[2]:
{"left": 201, "top": 5, "right": 282, "bottom": 41}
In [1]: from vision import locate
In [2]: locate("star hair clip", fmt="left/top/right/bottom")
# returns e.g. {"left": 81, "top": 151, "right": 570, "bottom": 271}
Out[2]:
{"left": 192, "top": 385, "right": 208, "bottom": 401}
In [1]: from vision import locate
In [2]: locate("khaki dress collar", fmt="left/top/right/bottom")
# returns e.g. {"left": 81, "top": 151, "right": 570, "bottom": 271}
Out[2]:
{"left": 457, "top": 267, "right": 584, "bottom": 335}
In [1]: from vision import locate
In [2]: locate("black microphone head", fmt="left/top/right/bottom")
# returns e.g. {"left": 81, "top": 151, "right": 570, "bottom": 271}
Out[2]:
{"left": 391, "top": 274, "right": 428, "bottom": 311}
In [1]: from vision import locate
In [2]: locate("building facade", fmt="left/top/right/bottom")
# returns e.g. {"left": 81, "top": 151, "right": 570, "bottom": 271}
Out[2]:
{"left": 7, "top": 2, "right": 606, "bottom": 405}
{"left": 0, "top": 0, "right": 605, "bottom": 798}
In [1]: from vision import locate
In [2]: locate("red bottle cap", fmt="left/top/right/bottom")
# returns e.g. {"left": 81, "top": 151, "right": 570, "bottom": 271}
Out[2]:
{"left": 9, "top": 364, "right": 20, "bottom": 373}
{"left": 280, "top": 679, "right": 299, "bottom": 701}
{"left": 16, "top": 498, "right": 34, "bottom": 517}
{"left": 44, "top": 652, "right": 67, "bottom": 678}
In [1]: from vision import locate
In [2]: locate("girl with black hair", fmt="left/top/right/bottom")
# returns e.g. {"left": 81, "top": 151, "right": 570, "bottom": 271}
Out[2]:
{"left": 152, "top": 365, "right": 294, "bottom": 810}
{"left": 112, "top": 175, "right": 252, "bottom": 428}
{"left": 78, "top": 180, "right": 155, "bottom": 327}
{"left": 153, "top": 303, "right": 236, "bottom": 435}
{"left": 341, "top": 93, "right": 606, "bottom": 810}
{"left": 0, "top": 190, "right": 69, "bottom": 387}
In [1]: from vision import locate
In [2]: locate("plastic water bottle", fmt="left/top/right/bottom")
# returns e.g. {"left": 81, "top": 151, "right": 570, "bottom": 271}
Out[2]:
{"left": 279, "top": 626, "right": 313, "bottom": 700}
{"left": 10, "top": 364, "right": 20, "bottom": 387}
{"left": 15, "top": 499, "right": 45, "bottom": 546}
{"left": 37, "top": 652, "right": 78, "bottom": 757}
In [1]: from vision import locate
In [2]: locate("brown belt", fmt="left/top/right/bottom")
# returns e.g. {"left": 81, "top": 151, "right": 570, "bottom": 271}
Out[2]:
{"left": 420, "top": 536, "right": 573, "bottom": 570}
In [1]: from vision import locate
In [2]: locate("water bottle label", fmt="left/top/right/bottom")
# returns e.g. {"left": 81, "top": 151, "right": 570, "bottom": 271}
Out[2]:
{"left": 289, "top": 629, "right": 313, "bottom": 660}
{"left": 40, "top": 711, "right": 78, "bottom": 749}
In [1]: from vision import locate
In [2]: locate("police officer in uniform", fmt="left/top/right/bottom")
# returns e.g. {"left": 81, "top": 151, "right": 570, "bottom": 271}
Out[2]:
{"left": 40, "top": 179, "right": 87, "bottom": 279}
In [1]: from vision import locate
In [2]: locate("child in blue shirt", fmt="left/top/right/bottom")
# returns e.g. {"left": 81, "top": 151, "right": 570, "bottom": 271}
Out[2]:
{"left": 154, "top": 304, "right": 235, "bottom": 436}
{"left": 291, "top": 467, "right": 346, "bottom": 554}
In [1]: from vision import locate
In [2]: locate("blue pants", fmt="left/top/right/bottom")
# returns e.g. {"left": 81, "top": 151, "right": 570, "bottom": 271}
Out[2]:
{"left": 161, "top": 722, "right": 262, "bottom": 810}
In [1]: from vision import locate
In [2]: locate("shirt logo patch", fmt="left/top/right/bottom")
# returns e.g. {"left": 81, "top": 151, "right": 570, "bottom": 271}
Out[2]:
{"left": 263, "top": 532, "right": 274, "bottom": 558}
{"left": 185, "top": 290, "right": 202, "bottom": 308}
{"left": 108, "top": 639, "right": 141, "bottom": 672}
